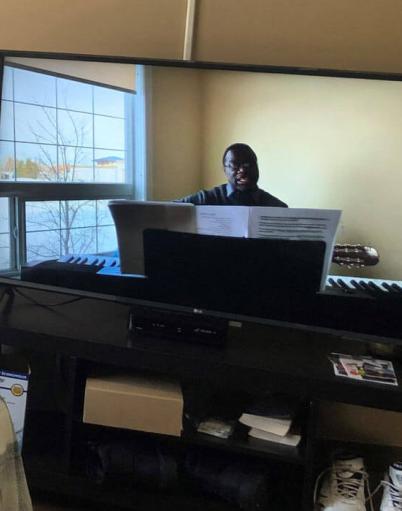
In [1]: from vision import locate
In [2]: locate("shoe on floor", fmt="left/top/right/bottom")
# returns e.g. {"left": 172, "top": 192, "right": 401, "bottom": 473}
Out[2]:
{"left": 315, "top": 452, "right": 369, "bottom": 511}
{"left": 380, "top": 461, "right": 402, "bottom": 511}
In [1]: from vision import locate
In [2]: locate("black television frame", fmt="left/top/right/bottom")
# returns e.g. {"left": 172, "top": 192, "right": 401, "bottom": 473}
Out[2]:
{"left": 1, "top": 49, "right": 402, "bottom": 347}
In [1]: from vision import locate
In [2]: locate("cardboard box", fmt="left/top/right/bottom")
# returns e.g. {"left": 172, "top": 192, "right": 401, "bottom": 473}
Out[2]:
{"left": 0, "top": 355, "right": 29, "bottom": 452}
{"left": 83, "top": 374, "right": 183, "bottom": 437}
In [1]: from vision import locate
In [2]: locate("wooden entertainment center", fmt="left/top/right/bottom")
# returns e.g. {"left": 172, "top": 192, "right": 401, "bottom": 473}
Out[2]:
{"left": 0, "top": 278, "right": 401, "bottom": 510}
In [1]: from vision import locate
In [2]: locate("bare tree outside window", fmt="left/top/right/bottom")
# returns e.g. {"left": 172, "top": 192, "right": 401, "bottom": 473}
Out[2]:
{"left": 26, "top": 104, "right": 98, "bottom": 260}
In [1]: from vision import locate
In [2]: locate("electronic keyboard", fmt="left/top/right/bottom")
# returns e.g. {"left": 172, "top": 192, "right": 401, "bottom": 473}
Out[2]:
{"left": 20, "top": 254, "right": 402, "bottom": 340}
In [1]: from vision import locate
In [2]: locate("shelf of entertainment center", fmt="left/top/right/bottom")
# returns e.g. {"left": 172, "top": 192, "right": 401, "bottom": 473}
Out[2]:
{"left": 180, "top": 429, "right": 305, "bottom": 465}
{"left": 73, "top": 419, "right": 306, "bottom": 466}
{"left": 26, "top": 461, "right": 240, "bottom": 511}
{"left": 2, "top": 280, "right": 402, "bottom": 511}
{"left": 23, "top": 416, "right": 304, "bottom": 511}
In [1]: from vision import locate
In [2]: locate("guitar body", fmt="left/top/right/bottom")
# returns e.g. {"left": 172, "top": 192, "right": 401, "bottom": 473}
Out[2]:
{"left": 332, "top": 244, "right": 379, "bottom": 267}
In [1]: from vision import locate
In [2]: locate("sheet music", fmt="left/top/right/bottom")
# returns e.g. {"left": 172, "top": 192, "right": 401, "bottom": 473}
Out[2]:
{"left": 195, "top": 205, "right": 341, "bottom": 290}
{"left": 249, "top": 207, "right": 341, "bottom": 290}
{"left": 195, "top": 206, "right": 248, "bottom": 237}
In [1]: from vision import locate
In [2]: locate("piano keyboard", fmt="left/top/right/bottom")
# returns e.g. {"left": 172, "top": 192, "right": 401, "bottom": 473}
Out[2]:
{"left": 58, "top": 253, "right": 120, "bottom": 269}
{"left": 326, "top": 275, "right": 402, "bottom": 296}
{"left": 28, "top": 255, "right": 402, "bottom": 300}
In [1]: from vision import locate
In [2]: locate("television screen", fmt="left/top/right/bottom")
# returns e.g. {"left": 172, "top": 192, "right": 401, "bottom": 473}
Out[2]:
{"left": 1, "top": 55, "right": 402, "bottom": 340}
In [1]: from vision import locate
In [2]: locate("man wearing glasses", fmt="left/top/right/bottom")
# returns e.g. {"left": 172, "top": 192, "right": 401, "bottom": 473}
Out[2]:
{"left": 178, "top": 143, "right": 287, "bottom": 207}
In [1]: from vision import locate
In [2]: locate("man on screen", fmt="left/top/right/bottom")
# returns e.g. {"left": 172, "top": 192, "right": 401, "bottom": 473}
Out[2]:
{"left": 177, "top": 143, "right": 288, "bottom": 207}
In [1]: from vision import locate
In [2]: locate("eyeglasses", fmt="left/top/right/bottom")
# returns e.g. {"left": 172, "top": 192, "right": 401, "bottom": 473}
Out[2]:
{"left": 224, "top": 162, "right": 252, "bottom": 171}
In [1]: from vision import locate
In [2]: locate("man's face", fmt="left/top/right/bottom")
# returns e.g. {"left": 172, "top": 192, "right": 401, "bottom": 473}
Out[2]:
{"left": 223, "top": 149, "right": 259, "bottom": 191}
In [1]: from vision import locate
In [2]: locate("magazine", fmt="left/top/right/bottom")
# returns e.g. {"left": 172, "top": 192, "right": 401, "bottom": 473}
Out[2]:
{"left": 328, "top": 353, "right": 398, "bottom": 386}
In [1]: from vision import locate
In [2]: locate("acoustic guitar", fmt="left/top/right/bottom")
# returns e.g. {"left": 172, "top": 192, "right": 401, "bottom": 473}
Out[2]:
{"left": 332, "top": 244, "right": 379, "bottom": 268}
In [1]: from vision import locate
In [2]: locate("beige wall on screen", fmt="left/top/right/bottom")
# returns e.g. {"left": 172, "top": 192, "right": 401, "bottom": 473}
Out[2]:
{"left": 0, "top": 0, "right": 186, "bottom": 60}
{"left": 200, "top": 70, "right": 402, "bottom": 280}
{"left": 194, "top": 0, "right": 402, "bottom": 73}
{"left": 5, "top": 57, "right": 136, "bottom": 91}
{"left": 148, "top": 67, "right": 203, "bottom": 201}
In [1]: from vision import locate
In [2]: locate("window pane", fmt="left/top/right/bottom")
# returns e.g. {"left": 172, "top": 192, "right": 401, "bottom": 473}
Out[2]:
{"left": 63, "top": 226, "right": 97, "bottom": 254}
{"left": 57, "top": 110, "right": 93, "bottom": 147}
{"left": 97, "top": 225, "right": 117, "bottom": 252}
{"left": 94, "top": 149, "right": 125, "bottom": 183}
{"left": 58, "top": 145, "right": 94, "bottom": 182}
{"left": 0, "top": 141, "right": 15, "bottom": 180}
{"left": 14, "top": 68, "right": 56, "bottom": 107}
{"left": 60, "top": 200, "right": 96, "bottom": 229}
{"left": 16, "top": 142, "right": 57, "bottom": 182}
{"left": 26, "top": 229, "right": 60, "bottom": 262}
{"left": 0, "top": 233, "right": 11, "bottom": 270}
{"left": 0, "top": 198, "right": 9, "bottom": 234}
{"left": 57, "top": 78, "right": 93, "bottom": 113}
{"left": 94, "top": 87, "right": 125, "bottom": 117}
{"left": 2, "top": 66, "right": 13, "bottom": 101}
{"left": 25, "top": 199, "right": 118, "bottom": 261}
{"left": 97, "top": 200, "right": 114, "bottom": 226}
{"left": 94, "top": 115, "right": 125, "bottom": 150}
{"left": 0, "top": 100, "right": 14, "bottom": 141}
{"left": 15, "top": 103, "right": 57, "bottom": 144}
{"left": 26, "top": 201, "right": 60, "bottom": 232}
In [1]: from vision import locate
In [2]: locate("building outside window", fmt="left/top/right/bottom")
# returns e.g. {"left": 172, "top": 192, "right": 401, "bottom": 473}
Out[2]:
{"left": 0, "top": 60, "right": 144, "bottom": 273}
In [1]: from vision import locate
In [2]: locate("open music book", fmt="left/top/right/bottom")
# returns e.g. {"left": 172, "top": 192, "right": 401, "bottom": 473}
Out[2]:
{"left": 109, "top": 200, "right": 341, "bottom": 289}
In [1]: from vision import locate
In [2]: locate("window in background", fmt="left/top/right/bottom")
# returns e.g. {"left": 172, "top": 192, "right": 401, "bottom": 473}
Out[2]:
{"left": 25, "top": 199, "right": 116, "bottom": 262}
{"left": 0, "top": 62, "right": 144, "bottom": 271}
{"left": 1, "top": 65, "right": 131, "bottom": 184}
{"left": 0, "top": 197, "right": 11, "bottom": 270}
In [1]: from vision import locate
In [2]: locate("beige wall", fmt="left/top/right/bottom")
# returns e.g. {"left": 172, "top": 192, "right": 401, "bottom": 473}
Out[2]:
{"left": 2, "top": 1, "right": 402, "bottom": 74}
{"left": 6, "top": 57, "right": 136, "bottom": 90}
{"left": 194, "top": 0, "right": 402, "bottom": 73}
{"left": 0, "top": 0, "right": 187, "bottom": 59}
{"left": 149, "top": 67, "right": 203, "bottom": 201}
{"left": 200, "top": 70, "right": 402, "bottom": 279}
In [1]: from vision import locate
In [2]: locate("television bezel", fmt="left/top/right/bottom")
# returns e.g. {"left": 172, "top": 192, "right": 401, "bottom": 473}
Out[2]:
{"left": 1, "top": 49, "right": 402, "bottom": 347}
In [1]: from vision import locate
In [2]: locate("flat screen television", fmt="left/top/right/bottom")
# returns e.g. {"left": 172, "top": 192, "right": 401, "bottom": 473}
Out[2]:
{"left": 1, "top": 52, "right": 402, "bottom": 343}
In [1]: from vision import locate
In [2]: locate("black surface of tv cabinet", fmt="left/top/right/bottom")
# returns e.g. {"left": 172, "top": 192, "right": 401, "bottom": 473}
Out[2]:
{"left": 0, "top": 278, "right": 401, "bottom": 510}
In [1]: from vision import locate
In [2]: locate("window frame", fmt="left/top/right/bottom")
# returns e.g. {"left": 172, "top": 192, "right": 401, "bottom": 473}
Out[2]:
{"left": 0, "top": 57, "right": 140, "bottom": 272}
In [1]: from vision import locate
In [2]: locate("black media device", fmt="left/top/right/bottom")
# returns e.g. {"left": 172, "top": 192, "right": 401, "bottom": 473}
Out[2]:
{"left": 128, "top": 305, "right": 229, "bottom": 346}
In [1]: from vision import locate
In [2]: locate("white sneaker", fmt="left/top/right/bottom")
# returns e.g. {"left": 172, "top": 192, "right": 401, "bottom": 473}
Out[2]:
{"left": 315, "top": 453, "right": 369, "bottom": 511}
{"left": 380, "top": 462, "right": 402, "bottom": 510}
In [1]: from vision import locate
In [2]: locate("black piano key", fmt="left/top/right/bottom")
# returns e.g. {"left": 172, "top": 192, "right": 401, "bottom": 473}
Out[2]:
{"left": 367, "top": 281, "right": 383, "bottom": 293}
{"left": 336, "top": 278, "right": 352, "bottom": 292}
{"left": 390, "top": 283, "right": 402, "bottom": 294}
{"left": 382, "top": 282, "right": 400, "bottom": 294}
{"left": 328, "top": 277, "right": 341, "bottom": 289}
{"left": 350, "top": 279, "right": 366, "bottom": 292}
{"left": 358, "top": 280, "right": 371, "bottom": 291}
